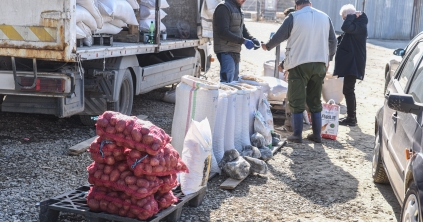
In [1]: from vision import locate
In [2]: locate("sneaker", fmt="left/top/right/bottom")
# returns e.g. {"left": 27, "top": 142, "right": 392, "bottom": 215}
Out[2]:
{"left": 339, "top": 117, "right": 357, "bottom": 126}
{"left": 287, "top": 134, "right": 302, "bottom": 143}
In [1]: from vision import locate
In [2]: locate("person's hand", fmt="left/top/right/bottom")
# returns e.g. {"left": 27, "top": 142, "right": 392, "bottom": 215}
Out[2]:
{"left": 326, "top": 63, "right": 330, "bottom": 73}
{"left": 355, "top": 11, "right": 362, "bottom": 18}
{"left": 284, "top": 70, "right": 289, "bottom": 81}
{"left": 244, "top": 39, "right": 254, "bottom": 50}
{"left": 252, "top": 38, "right": 260, "bottom": 50}
{"left": 261, "top": 43, "right": 268, "bottom": 51}
{"left": 278, "top": 64, "right": 283, "bottom": 73}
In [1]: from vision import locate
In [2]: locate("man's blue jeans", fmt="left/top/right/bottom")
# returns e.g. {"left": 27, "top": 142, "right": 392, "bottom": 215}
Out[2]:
{"left": 216, "top": 53, "right": 239, "bottom": 83}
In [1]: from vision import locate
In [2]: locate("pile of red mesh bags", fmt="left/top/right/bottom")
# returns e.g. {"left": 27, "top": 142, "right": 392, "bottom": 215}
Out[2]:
{"left": 86, "top": 111, "right": 189, "bottom": 219}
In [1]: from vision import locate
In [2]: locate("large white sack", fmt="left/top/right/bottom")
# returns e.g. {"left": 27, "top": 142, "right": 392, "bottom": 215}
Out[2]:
{"left": 227, "top": 84, "right": 251, "bottom": 152}
{"left": 180, "top": 118, "right": 212, "bottom": 195}
{"left": 94, "top": 22, "right": 123, "bottom": 34}
{"left": 140, "top": 0, "right": 170, "bottom": 9}
{"left": 109, "top": 19, "right": 127, "bottom": 28}
{"left": 239, "top": 75, "right": 271, "bottom": 96}
{"left": 234, "top": 82, "right": 259, "bottom": 137}
{"left": 221, "top": 84, "right": 237, "bottom": 152}
{"left": 171, "top": 75, "right": 219, "bottom": 156}
{"left": 258, "top": 97, "right": 275, "bottom": 131}
{"left": 76, "top": 0, "right": 103, "bottom": 29}
{"left": 139, "top": 6, "right": 167, "bottom": 20}
{"left": 126, "top": 0, "right": 140, "bottom": 9}
{"left": 139, "top": 19, "right": 166, "bottom": 32}
{"left": 77, "top": 21, "right": 92, "bottom": 38}
{"left": 76, "top": 25, "right": 87, "bottom": 39}
{"left": 98, "top": 0, "right": 139, "bottom": 25}
{"left": 76, "top": 4, "right": 98, "bottom": 31}
{"left": 261, "top": 76, "right": 288, "bottom": 101}
{"left": 212, "top": 90, "right": 228, "bottom": 166}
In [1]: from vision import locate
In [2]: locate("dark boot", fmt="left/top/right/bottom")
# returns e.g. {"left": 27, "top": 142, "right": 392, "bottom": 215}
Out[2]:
{"left": 339, "top": 116, "right": 357, "bottom": 126}
{"left": 307, "top": 112, "right": 322, "bottom": 143}
{"left": 287, "top": 113, "right": 303, "bottom": 143}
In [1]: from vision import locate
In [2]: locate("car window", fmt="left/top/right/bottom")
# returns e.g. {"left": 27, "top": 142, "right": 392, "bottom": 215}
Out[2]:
{"left": 405, "top": 32, "right": 423, "bottom": 52}
{"left": 398, "top": 42, "right": 423, "bottom": 90}
{"left": 408, "top": 58, "right": 423, "bottom": 103}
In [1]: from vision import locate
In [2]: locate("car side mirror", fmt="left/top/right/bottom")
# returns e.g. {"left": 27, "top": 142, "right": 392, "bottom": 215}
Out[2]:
{"left": 387, "top": 93, "right": 422, "bottom": 115}
{"left": 393, "top": 48, "right": 405, "bottom": 57}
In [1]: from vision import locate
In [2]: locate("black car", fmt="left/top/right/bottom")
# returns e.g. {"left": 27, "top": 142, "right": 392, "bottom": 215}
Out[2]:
{"left": 373, "top": 32, "right": 423, "bottom": 222}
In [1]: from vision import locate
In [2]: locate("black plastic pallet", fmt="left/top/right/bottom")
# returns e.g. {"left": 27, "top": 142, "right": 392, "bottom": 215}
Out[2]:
{"left": 93, "top": 34, "right": 113, "bottom": 46}
{"left": 39, "top": 185, "right": 207, "bottom": 222}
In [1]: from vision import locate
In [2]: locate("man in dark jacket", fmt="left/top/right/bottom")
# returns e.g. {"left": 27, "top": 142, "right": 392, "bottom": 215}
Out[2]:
{"left": 333, "top": 4, "right": 368, "bottom": 126}
{"left": 213, "top": 0, "right": 260, "bottom": 83}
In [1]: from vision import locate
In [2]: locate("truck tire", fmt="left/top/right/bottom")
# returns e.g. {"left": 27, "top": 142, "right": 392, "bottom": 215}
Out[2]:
{"left": 79, "top": 115, "right": 97, "bottom": 126}
{"left": 107, "top": 69, "right": 134, "bottom": 116}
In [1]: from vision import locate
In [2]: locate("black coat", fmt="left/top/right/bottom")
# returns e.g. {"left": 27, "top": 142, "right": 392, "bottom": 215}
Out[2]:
{"left": 333, "top": 12, "right": 368, "bottom": 80}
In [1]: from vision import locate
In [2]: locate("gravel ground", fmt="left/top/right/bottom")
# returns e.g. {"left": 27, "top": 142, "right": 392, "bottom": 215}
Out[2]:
{"left": 0, "top": 21, "right": 410, "bottom": 222}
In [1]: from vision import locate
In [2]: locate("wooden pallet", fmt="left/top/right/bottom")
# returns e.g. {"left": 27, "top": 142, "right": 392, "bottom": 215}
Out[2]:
{"left": 219, "top": 139, "right": 287, "bottom": 190}
{"left": 68, "top": 115, "right": 148, "bottom": 155}
{"left": 39, "top": 185, "right": 207, "bottom": 222}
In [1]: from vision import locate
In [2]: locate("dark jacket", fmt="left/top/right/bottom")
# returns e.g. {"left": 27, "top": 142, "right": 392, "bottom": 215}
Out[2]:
{"left": 333, "top": 12, "right": 368, "bottom": 80}
{"left": 212, "top": 0, "right": 254, "bottom": 54}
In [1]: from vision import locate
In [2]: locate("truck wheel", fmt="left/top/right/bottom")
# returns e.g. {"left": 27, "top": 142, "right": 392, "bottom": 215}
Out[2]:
{"left": 107, "top": 69, "right": 134, "bottom": 116}
{"left": 372, "top": 132, "right": 389, "bottom": 184}
{"left": 401, "top": 182, "right": 421, "bottom": 222}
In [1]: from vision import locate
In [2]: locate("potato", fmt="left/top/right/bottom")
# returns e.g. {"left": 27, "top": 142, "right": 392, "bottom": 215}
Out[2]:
{"left": 96, "top": 128, "right": 104, "bottom": 136}
{"left": 137, "top": 188, "right": 148, "bottom": 194}
{"left": 100, "top": 174, "right": 110, "bottom": 181}
{"left": 116, "top": 141, "right": 123, "bottom": 146}
{"left": 104, "top": 156, "right": 115, "bottom": 165}
{"left": 131, "top": 129, "right": 142, "bottom": 142}
{"left": 118, "top": 208, "right": 127, "bottom": 217}
{"left": 109, "top": 116, "right": 118, "bottom": 126}
{"left": 108, "top": 191, "right": 118, "bottom": 198}
{"left": 97, "top": 118, "right": 109, "bottom": 128}
{"left": 87, "top": 199, "right": 100, "bottom": 211}
{"left": 150, "top": 158, "right": 159, "bottom": 167}
{"left": 159, "top": 158, "right": 166, "bottom": 166}
{"left": 115, "top": 133, "right": 125, "bottom": 139}
{"left": 105, "top": 126, "right": 116, "bottom": 134}
{"left": 133, "top": 164, "right": 145, "bottom": 177}
{"left": 103, "top": 165, "right": 113, "bottom": 174}
{"left": 151, "top": 143, "right": 160, "bottom": 151}
{"left": 109, "top": 169, "right": 120, "bottom": 182}
{"left": 116, "top": 179, "right": 126, "bottom": 187}
{"left": 120, "top": 171, "right": 132, "bottom": 179}
{"left": 93, "top": 170, "right": 103, "bottom": 179}
{"left": 142, "top": 135, "right": 154, "bottom": 145}
{"left": 134, "top": 143, "right": 145, "bottom": 152}
{"left": 100, "top": 199, "right": 109, "bottom": 211}
{"left": 153, "top": 165, "right": 164, "bottom": 173}
{"left": 145, "top": 175, "right": 156, "bottom": 181}
{"left": 140, "top": 125, "right": 150, "bottom": 135}
{"left": 125, "top": 176, "right": 137, "bottom": 185}
{"left": 115, "top": 120, "right": 126, "bottom": 132}
{"left": 144, "top": 164, "right": 153, "bottom": 174}
{"left": 97, "top": 163, "right": 105, "bottom": 170}
{"left": 136, "top": 178, "right": 149, "bottom": 188}
{"left": 128, "top": 184, "right": 138, "bottom": 191}
{"left": 129, "top": 150, "right": 142, "bottom": 160}
{"left": 117, "top": 162, "right": 128, "bottom": 172}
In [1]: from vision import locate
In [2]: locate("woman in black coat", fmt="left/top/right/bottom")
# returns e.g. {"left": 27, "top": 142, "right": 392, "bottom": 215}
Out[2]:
{"left": 333, "top": 4, "right": 368, "bottom": 126}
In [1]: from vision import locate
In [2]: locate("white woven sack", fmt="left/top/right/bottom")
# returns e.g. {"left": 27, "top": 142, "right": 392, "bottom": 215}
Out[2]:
{"left": 109, "top": 19, "right": 127, "bottom": 28}
{"left": 98, "top": 0, "right": 139, "bottom": 25}
{"left": 76, "top": 0, "right": 103, "bottom": 29}
{"left": 180, "top": 118, "right": 212, "bottom": 195}
{"left": 126, "top": 0, "right": 140, "bottom": 9}
{"left": 76, "top": 4, "right": 98, "bottom": 31}
{"left": 258, "top": 97, "right": 274, "bottom": 131}
{"left": 227, "top": 84, "right": 251, "bottom": 152}
{"left": 139, "top": 6, "right": 167, "bottom": 20}
{"left": 77, "top": 21, "right": 93, "bottom": 46}
{"left": 234, "top": 82, "right": 258, "bottom": 137}
{"left": 221, "top": 84, "right": 237, "bottom": 152}
{"left": 140, "top": 0, "right": 169, "bottom": 9}
{"left": 254, "top": 111, "right": 272, "bottom": 146}
{"left": 94, "top": 22, "right": 123, "bottom": 34}
{"left": 139, "top": 19, "right": 166, "bottom": 32}
{"left": 171, "top": 75, "right": 219, "bottom": 156}
{"left": 212, "top": 90, "right": 228, "bottom": 167}
{"left": 76, "top": 25, "right": 87, "bottom": 39}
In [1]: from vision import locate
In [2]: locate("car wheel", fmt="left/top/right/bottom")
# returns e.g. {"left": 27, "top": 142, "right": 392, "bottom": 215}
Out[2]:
{"left": 401, "top": 182, "right": 421, "bottom": 222}
{"left": 107, "top": 69, "right": 134, "bottom": 116}
{"left": 372, "top": 131, "right": 389, "bottom": 183}
{"left": 384, "top": 69, "right": 391, "bottom": 94}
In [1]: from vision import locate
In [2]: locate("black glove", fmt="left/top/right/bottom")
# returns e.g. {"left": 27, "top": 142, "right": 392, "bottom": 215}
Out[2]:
{"left": 252, "top": 38, "right": 260, "bottom": 50}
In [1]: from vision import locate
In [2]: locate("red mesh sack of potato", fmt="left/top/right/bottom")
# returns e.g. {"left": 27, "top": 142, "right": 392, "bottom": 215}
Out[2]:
{"left": 88, "top": 137, "right": 126, "bottom": 165}
{"left": 87, "top": 162, "right": 161, "bottom": 199}
{"left": 155, "top": 191, "right": 179, "bottom": 210}
{"left": 96, "top": 111, "right": 171, "bottom": 156}
{"left": 126, "top": 144, "right": 189, "bottom": 176}
{"left": 87, "top": 186, "right": 159, "bottom": 220}
{"left": 157, "top": 174, "right": 178, "bottom": 194}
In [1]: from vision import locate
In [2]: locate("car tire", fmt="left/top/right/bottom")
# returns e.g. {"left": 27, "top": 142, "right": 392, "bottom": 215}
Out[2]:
{"left": 107, "top": 69, "right": 134, "bottom": 116}
{"left": 401, "top": 182, "right": 421, "bottom": 222}
{"left": 372, "top": 131, "right": 389, "bottom": 183}
{"left": 384, "top": 69, "right": 391, "bottom": 94}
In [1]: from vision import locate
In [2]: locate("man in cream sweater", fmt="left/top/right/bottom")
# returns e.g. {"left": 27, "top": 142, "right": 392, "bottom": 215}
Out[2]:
{"left": 262, "top": 0, "right": 337, "bottom": 143}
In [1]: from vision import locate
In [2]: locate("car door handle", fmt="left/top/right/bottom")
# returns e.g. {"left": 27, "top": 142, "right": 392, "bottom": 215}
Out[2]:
{"left": 392, "top": 111, "right": 398, "bottom": 121}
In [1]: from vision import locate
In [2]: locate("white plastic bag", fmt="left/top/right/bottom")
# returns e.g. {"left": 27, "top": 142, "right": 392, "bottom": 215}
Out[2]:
{"left": 258, "top": 97, "right": 274, "bottom": 131}
{"left": 98, "top": 0, "right": 139, "bottom": 25}
{"left": 76, "top": 0, "right": 104, "bottom": 29}
{"left": 253, "top": 111, "right": 272, "bottom": 147}
{"left": 180, "top": 118, "right": 213, "bottom": 195}
{"left": 321, "top": 99, "right": 340, "bottom": 140}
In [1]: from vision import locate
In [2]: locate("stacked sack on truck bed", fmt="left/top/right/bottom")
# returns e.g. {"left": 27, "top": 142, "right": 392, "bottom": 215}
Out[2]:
{"left": 86, "top": 111, "right": 188, "bottom": 220}
{"left": 139, "top": 0, "right": 169, "bottom": 33}
{"left": 76, "top": 0, "right": 139, "bottom": 46}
